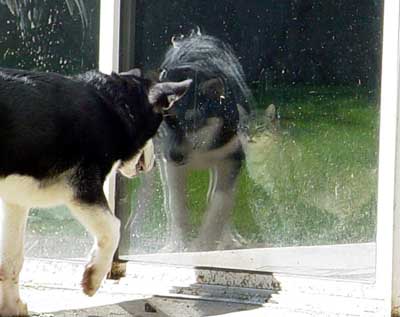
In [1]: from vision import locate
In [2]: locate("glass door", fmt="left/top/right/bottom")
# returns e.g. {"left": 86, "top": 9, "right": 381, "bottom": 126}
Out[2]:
{"left": 116, "top": 0, "right": 382, "bottom": 283}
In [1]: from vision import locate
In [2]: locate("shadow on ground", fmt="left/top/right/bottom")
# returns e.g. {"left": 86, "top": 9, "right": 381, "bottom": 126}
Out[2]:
{"left": 47, "top": 296, "right": 260, "bottom": 317}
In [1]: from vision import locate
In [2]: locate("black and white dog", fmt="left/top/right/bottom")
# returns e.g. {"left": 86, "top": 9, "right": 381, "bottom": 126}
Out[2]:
{"left": 0, "top": 67, "right": 191, "bottom": 316}
{"left": 156, "top": 32, "right": 252, "bottom": 251}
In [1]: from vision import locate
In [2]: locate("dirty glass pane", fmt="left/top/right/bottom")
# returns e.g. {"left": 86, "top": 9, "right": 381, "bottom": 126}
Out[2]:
{"left": 119, "top": 0, "right": 382, "bottom": 264}
{"left": 0, "top": 0, "right": 99, "bottom": 258}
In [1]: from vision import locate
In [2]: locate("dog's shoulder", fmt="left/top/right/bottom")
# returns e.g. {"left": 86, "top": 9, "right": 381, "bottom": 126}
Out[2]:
{"left": 76, "top": 70, "right": 148, "bottom": 107}
{"left": 0, "top": 68, "right": 93, "bottom": 104}
{"left": 0, "top": 67, "right": 70, "bottom": 86}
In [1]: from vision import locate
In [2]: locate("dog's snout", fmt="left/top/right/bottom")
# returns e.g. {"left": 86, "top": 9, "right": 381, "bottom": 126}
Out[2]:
{"left": 138, "top": 153, "right": 146, "bottom": 171}
{"left": 169, "top": 150, "right": 186, "bottom": 165}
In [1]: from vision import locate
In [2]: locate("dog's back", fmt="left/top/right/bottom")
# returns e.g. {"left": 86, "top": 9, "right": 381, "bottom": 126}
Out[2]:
{"left": 0, "top": 68, "right": 163, "bottom": 181}
{"left": 0, "top": 69, "right": 112, "bottom": 178}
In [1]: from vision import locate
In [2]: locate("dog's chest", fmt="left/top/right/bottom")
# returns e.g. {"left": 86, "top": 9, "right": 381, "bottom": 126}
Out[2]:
{"left": 184, "top": 117, "right": 222, "bottom": 150}
{"left": 161, "top": 116, "right": 244, "bottom": 168}
{"left": 0, "top": 175, "right": 72, "bottom": 208}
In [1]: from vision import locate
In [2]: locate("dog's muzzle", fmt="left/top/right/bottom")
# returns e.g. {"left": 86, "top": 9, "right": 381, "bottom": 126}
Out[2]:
{"left": 119, "top": 140, "right": 155, "bottom": 178}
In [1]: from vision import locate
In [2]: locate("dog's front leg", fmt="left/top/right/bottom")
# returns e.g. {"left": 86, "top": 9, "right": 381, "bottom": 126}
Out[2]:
{"left": 194, "top": 158, "right": 242, "bottom": 251}
{"left": 0, "top": 200, "right": 29, "bottom": 316}
{"left": 159, "top": 161, "right": 190, "bottom": 251}
{"left": 67, "top": 199, "right": 120, "bottom": 296}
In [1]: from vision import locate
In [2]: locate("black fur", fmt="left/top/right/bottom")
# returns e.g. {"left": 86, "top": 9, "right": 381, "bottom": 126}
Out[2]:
{"left": 0, "top": 68, "right": 193, "bottom": 314}
{"left": 161, "top": 34, "right": 252, "bottom": 113}
{"left": 154, "top": 33, "right": 253, "bottom": 250}
{"left": 158, "top": 34, "right": 252, "bottom": 165}
{"left": 0, "top": 68, "right": 163, "bottom": 203}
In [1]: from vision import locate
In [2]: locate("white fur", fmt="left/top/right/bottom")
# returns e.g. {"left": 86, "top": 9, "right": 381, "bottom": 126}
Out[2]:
{"left": 157, "top": 117, "right": 246, "bottom": 251}
{"left": 67, "top": 200, "right": 120, "bottom": 297}
{"left": 0, "top": 201, "right": 29, "bottom": 316}
{"left": 0, "top": 137, "right": 157, "bottom": 315}
{"left": 0, "top": 175, "right": 74, "bottom": 315}
{"left": 0, "top": 174, "right": 74, "bottom": 208}
{"left": 119, "top": 140, "right": 155, "bottom": 178}
{"left": 0, "top": 172, "right": 120, "bottom": 316}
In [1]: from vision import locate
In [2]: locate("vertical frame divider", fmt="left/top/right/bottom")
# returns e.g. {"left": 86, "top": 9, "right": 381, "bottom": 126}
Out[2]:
{"left": 115, "top": 0, "right": 138, "bottom": 255}
{"left": 375, "top": 0, "right": 400, "bottom": 315}
{"left": 98, "top": 0, "right": 121, "bottom": 212}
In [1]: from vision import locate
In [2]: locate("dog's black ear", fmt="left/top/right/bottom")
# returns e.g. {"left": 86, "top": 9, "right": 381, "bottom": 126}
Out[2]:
{"left": 120, "top": 68, "right": 142, "bottom": 78}
{"left": 199, "top": 77, "right": 225, "bottom": 99}
{"left": 148, "top": 79, "right": 192, "bottom": 112}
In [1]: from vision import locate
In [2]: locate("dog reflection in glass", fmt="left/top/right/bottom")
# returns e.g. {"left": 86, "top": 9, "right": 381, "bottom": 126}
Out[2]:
{"left": 155, "top": 31, "right": 252, "bottom": 251}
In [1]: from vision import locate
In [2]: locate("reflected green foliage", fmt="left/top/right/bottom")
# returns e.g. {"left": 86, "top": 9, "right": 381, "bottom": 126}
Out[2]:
{"left": 242, "top": 85, "right": 378, "bottom": 246}
{"left": 0, "top": 1, "right": 379, "bottom": 253}
{"left": 29, "top": 206, "right": 87, "bottom": 235}
{"left": 129, "top": 0, "right": 382, "bottom": 251}
{"left": 129, "top": 174, "right": 167, "bottom": 245}
{"left": 123, "top": 85, "right": 379, "bottom": 251}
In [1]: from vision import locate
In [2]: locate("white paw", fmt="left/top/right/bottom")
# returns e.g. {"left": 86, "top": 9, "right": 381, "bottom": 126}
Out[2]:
{"left": 81, "top": 260, "right": 110, "bottom": 296}
{"left": 0, "top": 299, "right": 28, "bottom": 316}
{"left": 80, "top": 218, "right": 120, "bottom": 297}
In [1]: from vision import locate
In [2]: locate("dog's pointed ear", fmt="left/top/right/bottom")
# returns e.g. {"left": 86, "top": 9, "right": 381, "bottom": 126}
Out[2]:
{"left": 148, "top": 79, "right": 192, "bottom": 112}
{"left": 120, "top": 68, "right": 142, "bottom": 78}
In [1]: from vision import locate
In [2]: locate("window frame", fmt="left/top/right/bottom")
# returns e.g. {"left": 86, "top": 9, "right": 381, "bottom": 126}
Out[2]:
{"left": 375, "top": 0, "right": 400, "bottom": 314}
{"left": 99, "top": 0, "right": 400, "bottom": 314}
{"left": 99, "top": 0, "right": 121, "bottom": 213}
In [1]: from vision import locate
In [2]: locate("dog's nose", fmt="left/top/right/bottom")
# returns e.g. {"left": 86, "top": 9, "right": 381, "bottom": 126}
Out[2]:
{"left": 138, "top": 160, "right": 145, "bottom": 172}
{"left": 169, "top": 151, "right": 185, "bottom": 164}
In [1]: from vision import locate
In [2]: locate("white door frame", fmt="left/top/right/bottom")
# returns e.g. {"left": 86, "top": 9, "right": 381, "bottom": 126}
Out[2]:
{"left": 98, "top": 0, "right": 400, "bottom": 315}
{"left": 375, "top": 0, "right": 400, "bottom": 314}
{"left": 99, "top": 0, "right": 121, "bottom": 213}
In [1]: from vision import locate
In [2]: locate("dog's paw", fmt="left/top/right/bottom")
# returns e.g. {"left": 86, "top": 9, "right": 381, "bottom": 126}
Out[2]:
{"left": 0, "top": 299, "right": 28, "bottom": 316}
{"left": 81, "top": 260, "right": 111, "bottom": 296}
{"left": 81, "top": 264, "right": 97, "bottom": 296}
{"left": 81, "top": 263, "right": 105, "bottom": 296}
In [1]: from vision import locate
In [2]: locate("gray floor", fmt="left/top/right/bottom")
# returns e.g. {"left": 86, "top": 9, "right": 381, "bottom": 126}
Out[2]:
{"left": 22, "top": 243, "right": 376, "bottom": 316}
{"left": 41, "top": 297, "right": 258, "bottom": 317}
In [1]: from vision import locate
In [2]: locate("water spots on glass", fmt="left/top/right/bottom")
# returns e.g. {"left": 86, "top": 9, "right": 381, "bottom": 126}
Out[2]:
{"left": 0, "top": 0, "right": 99, "bottom": 73}
{"left": 0, "top": 0, "right": 87, "bottom": 31}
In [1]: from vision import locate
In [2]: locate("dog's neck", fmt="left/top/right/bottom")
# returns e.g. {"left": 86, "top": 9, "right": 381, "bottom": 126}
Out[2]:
{"left": 75, "top": 71, "right": 122, "bottom": 104}
{"left": 77, "top": 70, "right": 142, "bottom": 127}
